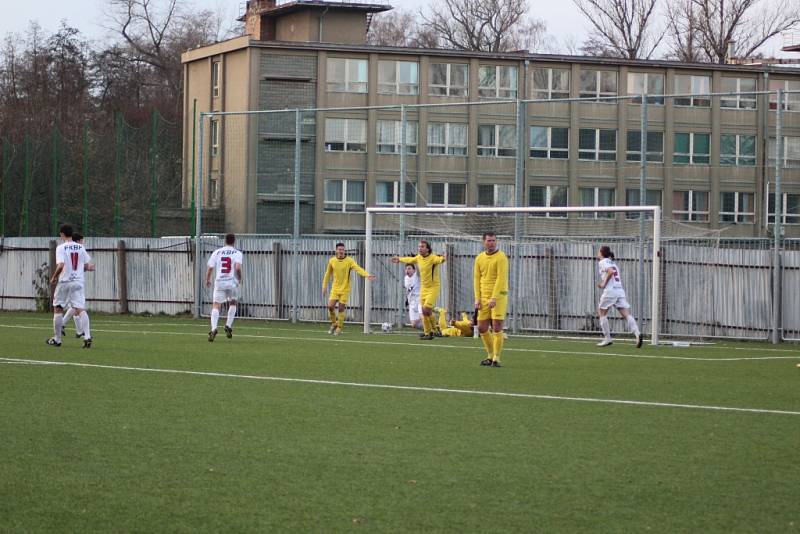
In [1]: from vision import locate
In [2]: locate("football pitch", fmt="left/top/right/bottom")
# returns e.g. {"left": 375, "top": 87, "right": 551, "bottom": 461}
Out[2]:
{"left": 1, "top": 312, "right": 799, "bottom": 532}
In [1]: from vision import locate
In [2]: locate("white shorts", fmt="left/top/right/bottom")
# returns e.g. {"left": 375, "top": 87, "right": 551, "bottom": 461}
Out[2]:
{"left": 53, "top": 281, "right": 86, "bottom": 310}
{"left": 599, "top": 291, "right": 630, "bottom": 310}
{"left": 408, "top": 298, "right": 422, "bottom": 322}
{"left": 213, "top": 282, "right": 240, "bottom": 304}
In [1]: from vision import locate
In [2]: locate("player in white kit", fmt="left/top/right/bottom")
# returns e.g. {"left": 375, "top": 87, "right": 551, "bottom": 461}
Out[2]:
{"left": 62, "top": 233, "right": 87, "bottom": 339}
{"left": 48, "top": 224, "right": 94, "bottom": 348}
{"left": 205, "top": 233, "right": 243, "bottom": 342}
{"left": 403, "top": 264, "right": 422, "bottom": 329}
{"left": 596, "top": 245, "right": 643, "bottom": 348}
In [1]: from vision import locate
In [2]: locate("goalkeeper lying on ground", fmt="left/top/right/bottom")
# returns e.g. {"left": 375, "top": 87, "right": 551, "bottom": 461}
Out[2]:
{"left": 435, "top": 308, "right": 476, "bottom": 337}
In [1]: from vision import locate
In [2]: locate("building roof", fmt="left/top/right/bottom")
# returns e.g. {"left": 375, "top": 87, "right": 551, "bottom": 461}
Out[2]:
{"left": 237, "top": 0, "right": 391, "bottom": 21}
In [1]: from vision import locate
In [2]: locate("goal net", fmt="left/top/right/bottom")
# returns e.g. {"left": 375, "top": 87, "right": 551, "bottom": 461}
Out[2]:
{"left": 364, "top": 206, "right": 662, "bottom": 345}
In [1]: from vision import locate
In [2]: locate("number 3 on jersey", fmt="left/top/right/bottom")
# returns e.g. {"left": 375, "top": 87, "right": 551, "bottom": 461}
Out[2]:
{"left": 221, "top": 256, "right": 232, "bottom": 274}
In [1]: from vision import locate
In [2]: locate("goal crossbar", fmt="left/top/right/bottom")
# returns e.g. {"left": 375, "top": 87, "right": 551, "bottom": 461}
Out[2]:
{"left": 364, "top": 205, "right": 662, "bottom": 345}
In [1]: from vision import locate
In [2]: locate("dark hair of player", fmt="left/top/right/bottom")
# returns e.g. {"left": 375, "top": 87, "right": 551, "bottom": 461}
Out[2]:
{"left": 335, "top": 242, "right": 345, "bottom": 249}
{"left": 482, "top": 231, "right": 496, "bottom": 240}
{"left": 419, "top": 240, "right": 431, "bottom": 253}
{"left": 225, "top": 233, "right": 236, "bottom": 245}
{"left": 405, "top": 263, "right": 416, "bottom": 271}
{"left": 73, "top": 233, "right": 83, "bottom": 242}
{"left": 59, "top": 224, "right": 73, "bottom": 237}
{"left": 599, "top": 245, "right": 615, "bottom": 259}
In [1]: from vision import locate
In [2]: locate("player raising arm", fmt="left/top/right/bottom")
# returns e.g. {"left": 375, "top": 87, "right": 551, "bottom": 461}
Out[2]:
{"left": 596, "top": 245, "right": 643, "bottom": 348}
{"left": 403, "top": 264, "right": 422, "bottom": 329}
{"left": 474, "top": 232, "right": 508, "bottom": 367}
{"left": 206, "top": 233, "right": 243, "bottom": 342}
{"left": 391, "top": 240, "right": 446, "bottom": 340}
{"left": 322, "top": 242, "right": 376, "bottom": 335}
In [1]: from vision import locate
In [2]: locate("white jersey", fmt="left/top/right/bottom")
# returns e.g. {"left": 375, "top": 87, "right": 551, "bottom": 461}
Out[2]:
{"left": 598, "top": 257, "right": 624, "bottom": 293}
{"left": 208, "top": 246, "right": 243, "bottom": 286}
{"left": 55, "top": 241, "right": 91, "bottom": 284}
{"left": 404, "top": 272, "right": 420, "bottom": 302}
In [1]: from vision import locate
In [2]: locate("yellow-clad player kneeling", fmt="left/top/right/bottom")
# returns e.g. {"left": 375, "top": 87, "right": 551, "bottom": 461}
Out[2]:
{"left": 322, "top": 242, "right": 376, "bottom": 335}
{"left": 474, "top": 232, "right": 509, "bottom": 367}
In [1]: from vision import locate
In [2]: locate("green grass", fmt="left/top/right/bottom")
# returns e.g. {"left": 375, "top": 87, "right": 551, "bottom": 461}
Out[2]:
{"left": 1, "top": 311, "right": 799, "bottom": 532}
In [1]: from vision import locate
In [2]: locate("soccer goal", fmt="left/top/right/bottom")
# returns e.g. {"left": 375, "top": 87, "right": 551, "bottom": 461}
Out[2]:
{"left": 364, "top": 206, "right": 662, "bottom": 345}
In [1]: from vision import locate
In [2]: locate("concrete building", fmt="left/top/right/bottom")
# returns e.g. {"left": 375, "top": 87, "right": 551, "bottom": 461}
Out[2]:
{"left": 181, "top": 0, "right": 800, "bottom": 237}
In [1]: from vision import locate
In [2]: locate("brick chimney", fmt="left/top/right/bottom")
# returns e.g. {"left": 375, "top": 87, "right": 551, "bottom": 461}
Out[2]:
{"left": 244, "top": 0, "right": 277, "bottom": 41}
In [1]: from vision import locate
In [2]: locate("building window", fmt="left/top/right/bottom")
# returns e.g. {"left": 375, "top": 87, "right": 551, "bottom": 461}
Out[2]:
{"left": 208, "top": 173, "right": 219, "bottom": 205}
{"left": 210, "top": 119, "right": 219, "bottom": 157}
{"left": 212, "top": 61, "right": 220, "bottom": 98}
{"left": 478, "top": 65, "right": 517, "bottom": 99}
{"left": 532, "top": 68, "right": 570, "bottom": 100}
{"left": 769, "top": 80, "right": 800, "bottom": 111}
{"left": 580, "top": 187, "right": 616, "bottom": 219}
{"left": 378, "top": 60, "right": 419, "bottom": 95}
{"left": 427, "top": 122, "right": 468, "bottom": 156}
{"left": 579, "top": 69, "right": 618, "bottom": 101}
{"left": 530, "top": 126, "right": 568, "bottom": 159}
{"left": 428, "top": 182, "right": 466, "bottom": 207}
{"left": 626, "top": 131, "right": 663, "bottom": 162}
{"left": 429, "top": 63, "right": 468, "bottom": 97}
{"left": 674, "top": 133, "right": 710, "bottom": 165}
{"left": 720, "top": 192, "right": 754, "bottom": 223}
{"left": 377, "top": 120, "right": 418, "bottom": 154}
{"left": 721, "top": 134, "right": 756, "bottom": 166}
{"left": 529, "top": 185, "right": 568, "bottom": 217}
{"left": 721, "top": 78, "right": 757, "bottom": 109}
{"left": 324, "top": 179, "right": 365, "bottom": 212}
{"left": 627, "top": 72, "right": 665, "bottom": 105}
{"left": 768, "top": 136, "right": 800, "bottom": 168}
{"left": 673, "top": 190, "right": 709, "bottom": 222}
{"left": 326, "top": 58, "right": 368, "bottom": 93}
{"left": 324, "top": 118, "right": 367, "bottom": 152}
{"left": 376, "top": 181, "right": 416, "bottom": 207}
{"left": 625, "top": 189, "right": 662, "bottom": 219}
{"left": 477, "top": 184, "right": 515, "bottom": 207}
{"left": 579, "top": 129, "right": 616, "bottom": 161}
{"left": 768, "top": 193, "right": 800, "bottom": 225}
{"left": 674, "top": 75, "right": 711, "bottom": 107}
{"left": 478, "top": 124, "right": 516, "bottom": 157}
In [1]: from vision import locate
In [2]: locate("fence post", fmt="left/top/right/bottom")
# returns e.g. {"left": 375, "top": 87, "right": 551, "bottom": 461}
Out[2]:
{"left": 513, "top": 99, "right": 526, "bottom": 334}
{"left": 638, "top": 92, "right": 648, "bottom": 335}
{"left": 273, "top": 241, "right": 283, "bottom": 319}
{"left": 82, "top": 122, "right": 89, "bottom": 234}
{"left": 114, "top": 113, "right": 122, "bottom": 239}
{"left": 22, "top": 134, "right": 31, "bottom": 237}
{"left": 117, "top": 240, "right": 129, "bottom": 314}
{"left": 193, "top": 114, "right": 205, "bottom": 320}
{"left": 48, "top": 240, "right": 57, "bottom": 313}
{"left": 546, "top": 246, "right": 559, "bottom": 331}
{"left": 50, "top": 128, "right": 61, "bottom": 236}
{"left": 150, "top": 110, "right": 158, "bottom": 238}
{"left": 190, "top": 99, "right": 197, "bottom": 238}
{"left": 446, "top": 242, "right": 456, "bottom": 316}
{"left": 772, "top": 89, "right": 784, "bottom": 344}
{"left": 292, "top": 109, "right": 301, "bottom": 324}
{"left": 398, "top": 104, "right": 407, "bottom": 328}
{"left": 1, "top": 140, "right": 7, "bottom": 237}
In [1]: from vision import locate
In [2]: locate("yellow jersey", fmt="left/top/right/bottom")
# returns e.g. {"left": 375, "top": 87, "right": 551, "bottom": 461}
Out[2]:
{"left": 322, "top": 256, "right": 369, "bottom": 293}
{"left": 398, "top": 253, "right": 445, "bottom": 290}
{"left": 453, "top": 312, "right": 473, "bottom": 336}
{"left": 474, "top": 249, "right": 509, "bottom": 300}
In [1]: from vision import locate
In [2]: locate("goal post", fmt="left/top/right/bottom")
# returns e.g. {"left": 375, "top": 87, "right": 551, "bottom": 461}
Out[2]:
{"left": 364, "top": 205, "right": 662, "bottom": 345}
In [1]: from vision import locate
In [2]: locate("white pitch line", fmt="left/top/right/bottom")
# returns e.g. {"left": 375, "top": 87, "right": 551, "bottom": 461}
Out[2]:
{"left": 2, "top": 356, "right": 798, "bottom": 417}
{"left": 2, "top": 323, "right": 799, "bottom": 362}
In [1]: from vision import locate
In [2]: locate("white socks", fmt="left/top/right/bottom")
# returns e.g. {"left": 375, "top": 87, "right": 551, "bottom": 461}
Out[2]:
{"left": 599, "top": 316, "right": 610, "bottom": 339}
{"left": 626, "top": 315, "right": 640, "bottom": 337}
{"left": 53, "top": 313, "right": 63, "bottom": 342}
{"left": 79, "top": 311, "right": 91, "bottom": 340}
{"left": 226, "top": 305, "right": 237, "bottom": 328}
{"left": 211, "top": 309, "right": 220, "bottom": 331}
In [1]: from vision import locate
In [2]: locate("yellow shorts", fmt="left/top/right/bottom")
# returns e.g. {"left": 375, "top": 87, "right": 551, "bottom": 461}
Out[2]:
{"left": 476, "top": 296, "right": 507, "bottom": 321}
{"left": 328, "top": 289, "right": 350, "bottom": 305}
{"left": 420, "top": 288, "right": 440, "bottom": 309}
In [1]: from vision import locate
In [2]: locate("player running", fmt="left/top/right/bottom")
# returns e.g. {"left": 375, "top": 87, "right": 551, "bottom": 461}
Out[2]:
{"left": 404, "top": 264, "right": 422, "bottom": 329}
{"left": 474, "top": 232, "right": 508, "bottom": 367}
{"left": 206, "top": 233, "right": 243, "bottom": 342}
{"left": 48, "top": 224, "right": 94, "bottom": 348}
{"left": 596, "top": 245, "right": 643, "bottom": 348}
{"left": 62, "top": 232, "right": 87, "bottom": 339}
{"left": 322, "top": 243, "right": 376, "bottom": 335}
{"left": 391, "top": 240, "right": 446, "bottom": 340}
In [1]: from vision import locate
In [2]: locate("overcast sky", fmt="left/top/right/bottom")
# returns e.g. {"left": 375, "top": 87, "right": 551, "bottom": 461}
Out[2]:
{"left": 0, "top": 0, "right": 793, "bottom": 58}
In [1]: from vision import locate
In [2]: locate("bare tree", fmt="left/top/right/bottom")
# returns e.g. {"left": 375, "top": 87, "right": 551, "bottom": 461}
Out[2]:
{"left": 665, "top": 0, "right": 705, "bottom": 62}
{"left": 418, "top": 0, "right": 547, "bottom": 52}
{"left": 573, "top": 0, "right": 663, "bottom": 59}
{"left": 368, "top": 10, "right": 425, "bottom": 47}
{"left": 683, "top": 0, "right": 800, "bottom": 63}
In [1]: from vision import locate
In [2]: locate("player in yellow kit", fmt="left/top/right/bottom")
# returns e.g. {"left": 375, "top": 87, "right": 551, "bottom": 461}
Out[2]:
{"left": 322, "top": 243, "right": 376, "bottom": 335}
{"left": 436, "top": 308, "right": 475, "bottom": 337}
{"left": 391, "top": 240, "right": 446, "bottom": 340}
{"left": 474, "top": 232, "right": 509, "bottom": 367}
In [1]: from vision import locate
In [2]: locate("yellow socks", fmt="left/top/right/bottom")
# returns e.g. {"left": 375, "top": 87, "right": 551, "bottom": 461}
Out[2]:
{"left": 480, "top": 331, "right": 493, "bottom": 357}
{"left": 328, "top": 308, "right": 336, "bottom": 325}
{"left": 492, "top": 331, "right": 504, "bottom": 362}
{"left": 337, "top": 311, "right": 345, "bottom": 329}
{"left": 422, "top": 315, "right": 432, "bottom": 335}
